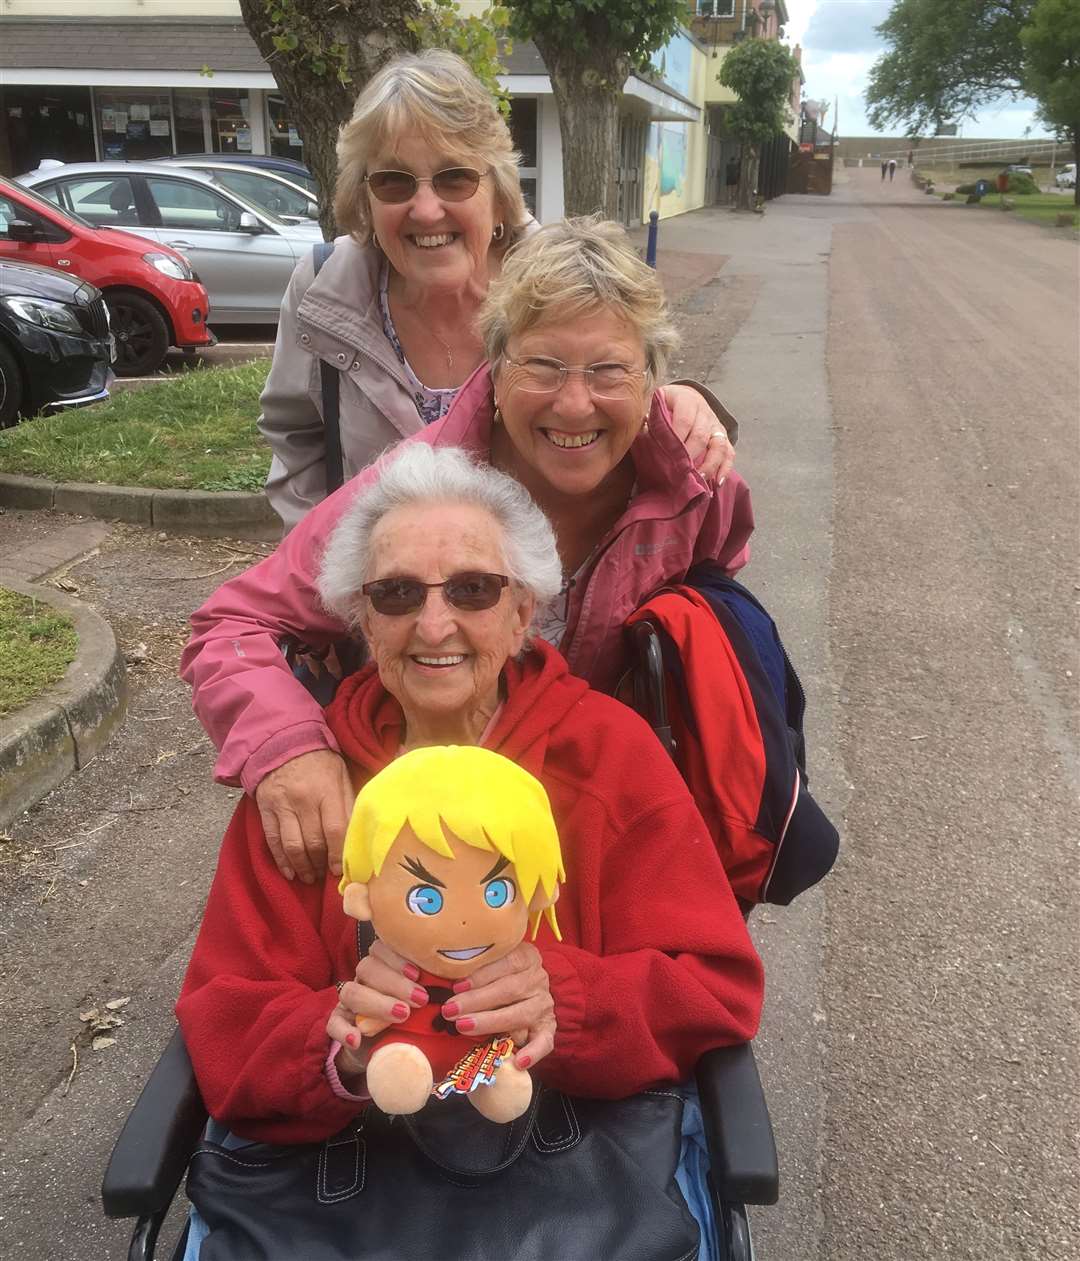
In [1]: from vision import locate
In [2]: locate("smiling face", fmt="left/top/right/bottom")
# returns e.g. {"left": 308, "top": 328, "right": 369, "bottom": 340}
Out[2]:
{"left": 357, "top": 501, "right": 534, "bottom": 741}
{"left": 367, "top": 132, "right": 500, "bottom": 294}
{"left": 492, "top": 305, "right": 652, "bottom": 501}
{"left": 351, "top": 824, "right": 532, "bottom": 979}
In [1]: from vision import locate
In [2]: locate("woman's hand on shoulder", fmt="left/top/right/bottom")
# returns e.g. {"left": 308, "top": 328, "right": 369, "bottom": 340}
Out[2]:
{"left": 326, "top": 939, "right": 430, "bottom": 1076}
{"left": 661, "top": 384, "right": 735, "bottom": 483}
{"left": 254, "top": 749, "right": 354, "bottom": 884}
{"left": 443, "top": 942, "right": 556, "bottom": 1072}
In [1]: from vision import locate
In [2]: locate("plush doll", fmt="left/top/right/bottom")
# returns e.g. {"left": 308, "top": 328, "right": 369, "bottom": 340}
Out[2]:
{"left": 339, "top": 745, "right": 564, "bottom": 1122}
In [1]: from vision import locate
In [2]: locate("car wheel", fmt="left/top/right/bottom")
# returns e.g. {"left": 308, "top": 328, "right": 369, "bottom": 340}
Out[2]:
{"left": 106, "top": 292, "right": 170, "bottom": 377}
{"left": 0, "top": 339, "right": 25, "bottom": 428}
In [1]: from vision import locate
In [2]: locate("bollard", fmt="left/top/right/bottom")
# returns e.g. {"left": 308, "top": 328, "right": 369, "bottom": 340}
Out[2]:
{"left": 645, "top": 211, "right": 659, "bottom": 268}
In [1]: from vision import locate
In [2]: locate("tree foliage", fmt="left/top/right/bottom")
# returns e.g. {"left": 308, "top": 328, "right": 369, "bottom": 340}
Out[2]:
{"left": 407, "top": 0, "right": 513, "bottom": 118}
{"left": 1022, "top": 0, "right": 1080, "bottom": 204}
{"left": 718, "top": 38, "right": 798, "bottom": 146}
{"left": 505, "top": 0, "right": 688, "bottom": 216}
{"left": 865, "top": 0, "right": 1032, "bottom": 135}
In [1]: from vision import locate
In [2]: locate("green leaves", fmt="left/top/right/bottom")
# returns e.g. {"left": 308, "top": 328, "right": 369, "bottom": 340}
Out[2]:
{"left": 718, "top": 38, "right": 799, "bottom": 146}
{"left": 409, "top": 1, "right": 513, "bottom": 116}
{"left": 1021, "top": 0, "right": 1080, "bottom": 143}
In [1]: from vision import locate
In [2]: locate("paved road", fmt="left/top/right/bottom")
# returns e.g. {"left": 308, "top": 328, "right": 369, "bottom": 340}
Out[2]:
{"left": 1, "top": 172, "right": 1077, "bottom": 1260}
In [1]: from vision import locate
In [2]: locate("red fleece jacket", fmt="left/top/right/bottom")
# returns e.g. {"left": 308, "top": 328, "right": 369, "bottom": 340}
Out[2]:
{"left": 176, "top": 642, "right": 763, "bottom": 1144}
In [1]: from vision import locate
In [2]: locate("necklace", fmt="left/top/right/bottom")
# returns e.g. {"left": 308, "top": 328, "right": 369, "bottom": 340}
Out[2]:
{"left": 430, "top": 329, "right": 454, "bottom": 372}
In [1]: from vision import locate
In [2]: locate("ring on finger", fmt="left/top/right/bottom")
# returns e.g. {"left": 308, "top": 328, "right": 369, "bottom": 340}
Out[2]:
{"left": 711, "top": 428, "right": 727, "bottom": 440}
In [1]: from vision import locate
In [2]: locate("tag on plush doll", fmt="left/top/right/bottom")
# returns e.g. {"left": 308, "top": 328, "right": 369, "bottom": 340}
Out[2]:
{"left": 432, "top": 1037, "right": 517, "bottom": 1100}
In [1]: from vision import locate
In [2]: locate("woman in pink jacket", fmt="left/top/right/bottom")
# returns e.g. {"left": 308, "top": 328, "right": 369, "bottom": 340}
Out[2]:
{"left": 182, "top": 217, "right": 755, "bottom": 885}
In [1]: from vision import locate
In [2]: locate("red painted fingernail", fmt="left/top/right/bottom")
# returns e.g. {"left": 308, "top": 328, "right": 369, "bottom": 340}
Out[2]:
{"left": 452, "top": 979, "right": 471, "bottom": 994}
{"left": 456, "top": 1017, "right": 476, "bottom": 1032}
{"left": 403, "top": 963, "right": 420, "bottom": 981}
{"left": 441, "top": 1000, "right": 459, "bottom": 1018}
{"left": 517, "top": 1055, "right": 532, "bottom": 1070}
{"left": 410, "top": 986, "right": 428, "bottom": 1005}
{"left": 345, "top": 1033, "right": 359, "bottom": 1048}
{"left": 391, "top": 1003, "right": 409, "bottom": 1019}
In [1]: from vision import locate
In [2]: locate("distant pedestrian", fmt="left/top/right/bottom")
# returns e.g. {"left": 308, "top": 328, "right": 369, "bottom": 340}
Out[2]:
{"left": 888, "top": 158, "right": 897, "bottom": 182}
{"left": 881, "top": 160, "right": 888, "bottom": 181}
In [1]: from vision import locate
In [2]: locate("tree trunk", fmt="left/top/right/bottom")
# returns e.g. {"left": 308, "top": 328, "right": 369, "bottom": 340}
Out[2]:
{"left": 530, "top": 38, "right": 629, "bottom": 218}
{"left": 1072, "top": 126, "right": 1080, "bottom": 209}
{"left": 237, "top": 0, "right": 420, "bottom": 239}
{"left": 735, "top": 145, "right": 756, "bottom": 211}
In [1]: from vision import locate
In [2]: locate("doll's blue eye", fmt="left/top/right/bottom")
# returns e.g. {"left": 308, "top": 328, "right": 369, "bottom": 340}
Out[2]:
{"left": 484, "top": 878, "right": 515, "bottom": 909}
{"left": 407, "top": 885, "right": 444, "bottom": 916}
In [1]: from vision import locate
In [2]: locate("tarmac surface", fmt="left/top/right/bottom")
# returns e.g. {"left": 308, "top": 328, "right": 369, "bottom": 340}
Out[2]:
{"left": 0, "top": 167, "right": 1077, "bottom": 1260}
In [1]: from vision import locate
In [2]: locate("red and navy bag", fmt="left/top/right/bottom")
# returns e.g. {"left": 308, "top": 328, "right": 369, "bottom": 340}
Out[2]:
{"left": 627, "top": 567, "right": 838, "bottom": 907}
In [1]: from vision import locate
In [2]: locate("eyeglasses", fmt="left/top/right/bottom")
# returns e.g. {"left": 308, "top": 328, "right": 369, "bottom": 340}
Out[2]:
{"left": 364, "top": 166, "right": 491, "bottom": 204}
{"left": 502, "top": 355, "right": 646, "bottom": 401}
{"left": 361, "top": 572, "right": 510, "bottom": 616}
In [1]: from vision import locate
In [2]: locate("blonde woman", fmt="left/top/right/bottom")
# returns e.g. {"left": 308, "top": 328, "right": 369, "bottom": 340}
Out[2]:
{"left": 184, "top": 217, "right": 755, "bottom": 886}
{"left": 259, "top": 49, "right": 737, "bottom": 529}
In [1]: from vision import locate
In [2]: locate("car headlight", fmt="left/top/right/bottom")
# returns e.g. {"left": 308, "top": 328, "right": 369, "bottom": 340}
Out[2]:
{"left": 1, "top": 296, "right": 84, "bottom": 334}
{"left": 143, "top": 251, "right": 195, "bottom": 282}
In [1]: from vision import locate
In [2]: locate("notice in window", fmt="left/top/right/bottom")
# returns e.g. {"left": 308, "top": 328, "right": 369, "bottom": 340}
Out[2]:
{"left": 235, "top": 126, "right": 252, "bottom": 151}
{"left": 149, "top": 119, "right": 171, "bottom": 137}
{"left": 130, "top": 103, "right": 151, "bottom": 122}
{"left": 101, "top": 108, "right": 116, "bottom": 131}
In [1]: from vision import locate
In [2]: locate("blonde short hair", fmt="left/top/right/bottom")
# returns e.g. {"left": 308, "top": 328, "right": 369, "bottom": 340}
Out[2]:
{"left": 335, "top": 49, "right": 528, "bottom": 247}
{"left": 478, "top": 216, "right": 680, "bottom": 383}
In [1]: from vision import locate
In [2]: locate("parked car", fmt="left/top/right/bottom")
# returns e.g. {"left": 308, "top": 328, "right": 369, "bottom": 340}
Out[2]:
{"left": 1003, "top": 164, "right": 1034, "bottom": 176}
{"left": 0, "top": 175, "right": 212, "bottom": 376}
{"left": 19, "top": 162, "right": 321, "bottom": 324}
{"left": 1055, "top": 164, "right": 1076, "bottom": 189}
{"left": 148, "top": 152, "right": 316, "bottom": 197}
{"left": 0, "top": 257, "right": 112, "bottom": 427}
{"left": 155, "top": 159, "right": 319, "bottom": 224}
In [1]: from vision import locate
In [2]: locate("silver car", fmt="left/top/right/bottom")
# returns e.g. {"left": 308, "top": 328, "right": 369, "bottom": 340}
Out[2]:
{"left": 154, "top": 159, "right": 319, "bottom": 225}
{"left": 18, "top": 161, "right": 321, "bottom": 324}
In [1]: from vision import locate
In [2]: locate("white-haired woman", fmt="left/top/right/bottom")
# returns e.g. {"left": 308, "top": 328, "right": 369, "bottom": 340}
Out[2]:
{"left": 183, "top": 217, "right": 754, "bottom": 886}
{"left": 260, "top": 48, "right": 737, "bottom": 529}
{"left": 176, "top": 443, "right": 761, "bottom": 1258}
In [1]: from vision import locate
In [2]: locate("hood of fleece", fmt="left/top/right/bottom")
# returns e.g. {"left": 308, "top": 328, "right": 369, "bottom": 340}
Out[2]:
{"left": 326, "top": 639, "right": 590, "bottom": 781}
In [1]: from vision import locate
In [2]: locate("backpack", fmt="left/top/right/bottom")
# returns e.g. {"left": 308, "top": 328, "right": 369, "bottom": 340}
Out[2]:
{"left": 628, "top": 565, "right": 838, "bottom": 907}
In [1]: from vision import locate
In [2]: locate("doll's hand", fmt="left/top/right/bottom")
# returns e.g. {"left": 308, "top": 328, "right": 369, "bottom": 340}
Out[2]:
{"left": 662, "top": 384, "right": 735, "bottom": 483}
{"left": 442, "top": 942, "right": 556, "bottom": 1071}
{"left": 326, "top": 939, "right": 429, "bottom": 1054}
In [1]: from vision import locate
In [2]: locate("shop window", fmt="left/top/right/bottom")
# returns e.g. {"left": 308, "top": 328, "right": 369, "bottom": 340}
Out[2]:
{"left": 2, "top": 87, "right": 95, "bottom": 175}
{"left": 267, "top": 95, "right": 303, "bottom": 160}
{"left": 96, "top": 91, "right": 173, "bottom": 160}
{"left": 210, "top": 91, "right": 253, "bottom": 154}
{"left": 508, "top": 97, "right": 538, "bottom": 215}
{"left": 174, "top": 90, "right": 210, "bottom": 155}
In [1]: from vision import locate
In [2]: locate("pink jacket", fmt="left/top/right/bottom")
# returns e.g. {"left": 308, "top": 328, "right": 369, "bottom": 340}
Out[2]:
{"left": 181, "top": 364, "right": 754, "bottom": 791}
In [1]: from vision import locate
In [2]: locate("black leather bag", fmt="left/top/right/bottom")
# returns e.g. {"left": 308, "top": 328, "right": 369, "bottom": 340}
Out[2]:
{"left": 185, "top": 1085, "right": 699, "bottom": 1261}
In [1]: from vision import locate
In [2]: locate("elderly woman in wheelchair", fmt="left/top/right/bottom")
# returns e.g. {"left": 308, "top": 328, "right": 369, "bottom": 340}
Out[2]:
{"left": 154, "top": 444, "right": 764, "bottom": 1260}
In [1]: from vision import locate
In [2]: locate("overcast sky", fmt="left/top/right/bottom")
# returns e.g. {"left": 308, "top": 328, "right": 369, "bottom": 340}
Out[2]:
{"left": 782, "top": 0, "right": 1047, "bottom": 139}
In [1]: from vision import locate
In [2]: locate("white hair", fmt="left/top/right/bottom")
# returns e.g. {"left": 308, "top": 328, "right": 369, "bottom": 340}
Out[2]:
{"left": 317, "top": 444, "right": 563, "bottom": 628}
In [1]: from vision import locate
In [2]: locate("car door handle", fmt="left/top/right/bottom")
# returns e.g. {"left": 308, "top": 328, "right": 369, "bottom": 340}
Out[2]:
{"left": 165, "top": 240, "right": 196, "bottom": 250}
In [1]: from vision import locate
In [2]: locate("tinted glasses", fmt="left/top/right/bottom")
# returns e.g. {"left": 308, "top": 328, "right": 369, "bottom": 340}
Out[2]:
{"left": 361, "top": 572, "right": 509, "bottom": 616}
{"left": 364, "top": 166, "right": 490, "bottom": 204}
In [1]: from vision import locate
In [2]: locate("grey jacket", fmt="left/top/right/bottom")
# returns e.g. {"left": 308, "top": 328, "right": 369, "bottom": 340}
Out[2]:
{"left": 258, "top": 236, "right": 422, "bottom": 532}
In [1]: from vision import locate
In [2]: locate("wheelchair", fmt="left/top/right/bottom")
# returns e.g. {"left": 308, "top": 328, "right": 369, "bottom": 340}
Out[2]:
{"left": 101, "top": 620, "right": 780, "bottom": 1261}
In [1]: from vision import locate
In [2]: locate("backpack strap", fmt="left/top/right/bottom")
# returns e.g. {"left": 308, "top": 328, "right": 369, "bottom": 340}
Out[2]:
{"left": 312, "top": 241, "right": 344, "bottom": 497}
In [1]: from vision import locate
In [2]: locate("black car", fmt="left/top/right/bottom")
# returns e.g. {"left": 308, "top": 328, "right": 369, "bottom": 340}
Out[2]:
{"left": 0, "top": 258, "right": 113, "bottom": 427}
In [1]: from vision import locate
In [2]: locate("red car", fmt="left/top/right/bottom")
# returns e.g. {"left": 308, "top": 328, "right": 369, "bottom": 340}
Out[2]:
{"left": 0, "top": 175, "right": 212, "bottom": 376}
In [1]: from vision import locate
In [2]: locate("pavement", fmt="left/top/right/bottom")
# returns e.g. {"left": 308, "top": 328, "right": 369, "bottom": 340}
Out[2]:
{"left": 0, "top": 170, "right": 1077, "bottom": 1260}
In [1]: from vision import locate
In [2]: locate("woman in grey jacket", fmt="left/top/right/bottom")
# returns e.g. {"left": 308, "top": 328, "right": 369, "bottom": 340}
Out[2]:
{"left": 258, "top": 49, "right": 737, "bottom": 532}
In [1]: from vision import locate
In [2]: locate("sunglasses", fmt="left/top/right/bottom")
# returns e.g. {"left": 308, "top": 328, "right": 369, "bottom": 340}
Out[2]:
{"left": 361, "top": 572, "right": 510, "bottom": 616}
{"left": 364, "top": 166, "right": 490, "bottom": 204}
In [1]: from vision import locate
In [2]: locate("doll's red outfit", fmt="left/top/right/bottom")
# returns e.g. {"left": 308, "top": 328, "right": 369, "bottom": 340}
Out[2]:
{"left": 371, "top": 970, "right": 467, "bottom": 1082}
{"left": 177, "top": 640, "right": 763, "bottom": 1145}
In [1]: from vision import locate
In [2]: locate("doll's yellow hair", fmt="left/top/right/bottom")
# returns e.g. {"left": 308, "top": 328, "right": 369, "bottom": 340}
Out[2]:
{"left": 340, "top": 746, "right": 564, "bottom": 940}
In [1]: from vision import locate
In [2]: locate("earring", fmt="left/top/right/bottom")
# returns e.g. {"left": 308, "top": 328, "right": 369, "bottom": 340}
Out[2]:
{"left": 493, "top": 406, "right": 503, "bottom": 425}
{"left": 372, "top": 232, "right": 381, "bottom": 251}
{"left": 491, "top": 222, "right": 505, "bottom": 243}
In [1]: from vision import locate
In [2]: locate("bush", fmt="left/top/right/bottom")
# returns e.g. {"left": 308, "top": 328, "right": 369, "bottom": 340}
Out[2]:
{"left": 957, "top": 182, "right": 977, "bottom": 195}
{"left": 1005, "top": 172, "right": 1039, "bottom": 195}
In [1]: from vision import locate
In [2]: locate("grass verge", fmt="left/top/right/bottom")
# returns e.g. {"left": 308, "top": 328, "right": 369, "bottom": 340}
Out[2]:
{"left": 0, "top": 360, "right": 272, "bottom": 491}
{"left": 0, "top": 587, "right": 78, "bottom": 715}
{"left": 965, "top": 193, "right": 1079, "bottom": 231}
